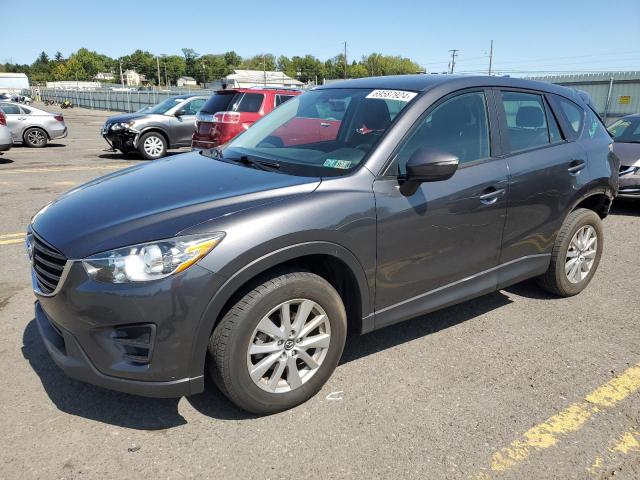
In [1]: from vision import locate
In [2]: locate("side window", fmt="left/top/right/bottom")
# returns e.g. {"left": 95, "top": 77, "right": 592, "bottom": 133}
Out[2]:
{"left": 395, "top": 91, "right": 490, "bottom": 174}
{"left": 557, "top": 97, "right": 584, "bottom": 136}
{"left": 500, "top": 91, "right": 550, "bottom": 152}
{"left": 184, "top": 98, "right": 205, "bottom": 115}
{"left": 585, "top": 108, "right": 611, "bottom": 140}
{"left": 0, "top": 103, "right": 21, "bottom": 114}
{"left": 545, "top": 100, "right": 563, "bottom": 143}
{"left": 275, "top": 94, "right": 294, "bottom": 108}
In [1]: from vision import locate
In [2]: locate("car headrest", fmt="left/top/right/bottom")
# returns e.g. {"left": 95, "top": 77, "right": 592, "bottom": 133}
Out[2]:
{"left": 362, "top": 99, "right": 391, "bottom": 130}
{"left": 516, "top": 106, "right": 544, "bottom": 128}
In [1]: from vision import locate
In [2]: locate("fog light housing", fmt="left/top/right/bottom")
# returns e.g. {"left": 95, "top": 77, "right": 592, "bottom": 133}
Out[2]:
{"left": 112, "top": 324, "right": 156, "bottom": 365}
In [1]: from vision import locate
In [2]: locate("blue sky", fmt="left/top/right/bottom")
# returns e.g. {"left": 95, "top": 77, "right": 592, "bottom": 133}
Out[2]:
{"left": 3, "top": 0, "right": 640, "bottom": 75}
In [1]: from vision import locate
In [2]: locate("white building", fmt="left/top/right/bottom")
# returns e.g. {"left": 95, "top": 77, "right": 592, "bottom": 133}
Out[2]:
{"left": 0, "top": 72, "right": 30, "bottom": 94}
{"left": 223, "top": 70, "right": 303, "bottom": 89}
{"left": 177, "top": 76, "right": 197, "bottom": 88}
{"left": 122, "top": 69, "right": 144, "bottom": 87}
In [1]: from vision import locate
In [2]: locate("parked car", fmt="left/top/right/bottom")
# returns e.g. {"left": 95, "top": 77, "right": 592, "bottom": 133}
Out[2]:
{"left": 192, "top": 87, "right": 301, "bottom": 149}
{"left": 0, "top": 92, "right": 32, "bottom": 104}
{"left": 0, "top": 109, "right": 12, "bottom": 153}
{"left": 0, "top": 101, "right": 67, "bottom": 147}
{"left": 101, "top": 95, "right": 209, "bottom": 160}
{"left": 607, "top": 114, "right": 640, "bottom": 199}
{"left": 27, "top": 75, "right": 618, "bottom": 414}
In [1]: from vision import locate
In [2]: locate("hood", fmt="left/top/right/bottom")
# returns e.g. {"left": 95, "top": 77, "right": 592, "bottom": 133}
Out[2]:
{"left": 32, "top": 152, "right": 320, "bottom": 258}
{"left": 612, "top": 142, "right": 640, "bottom": 167}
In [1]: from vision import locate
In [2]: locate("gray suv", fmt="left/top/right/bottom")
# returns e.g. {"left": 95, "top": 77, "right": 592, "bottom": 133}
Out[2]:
{"left": 102, "top": 94, "right": 208, "bottom": 159}
{"left": 28, "top": 75, "right": 618, "bottom": 414}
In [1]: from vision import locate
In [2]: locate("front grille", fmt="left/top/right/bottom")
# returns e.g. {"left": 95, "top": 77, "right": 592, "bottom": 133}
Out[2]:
{"left": 32, "top": 233, "right": 67, "bottom": 294}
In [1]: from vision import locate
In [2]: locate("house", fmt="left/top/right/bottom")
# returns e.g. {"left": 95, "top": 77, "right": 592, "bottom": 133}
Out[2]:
{"left": 222, "top": 70, "right": 304, "bottom": 89}
{"left": 122, "top": 69, "right": 143, "bottom": 87}
{"left": 177, "top": 76, "right": 197, "bottom": 88}
{"left": 94, "top": 72, "right": 115, "bottom": 82}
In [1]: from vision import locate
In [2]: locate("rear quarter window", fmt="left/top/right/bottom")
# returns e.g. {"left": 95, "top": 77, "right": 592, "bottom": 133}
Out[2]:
{"left": 555, "top": 96, "right": 585, "bottom": 137}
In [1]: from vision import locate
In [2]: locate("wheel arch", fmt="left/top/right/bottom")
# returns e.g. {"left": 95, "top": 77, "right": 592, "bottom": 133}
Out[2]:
{"left": 569, "top": 187, "right": 614, "bottom": 219}
{"left": 188, "top": 241, "right": 372, "bottom": 379}
{"left": 138, "top": 127, "right": 170, "bottom": 148}
{"left": 22, "top": 125, "right": 50, "bottom": 142}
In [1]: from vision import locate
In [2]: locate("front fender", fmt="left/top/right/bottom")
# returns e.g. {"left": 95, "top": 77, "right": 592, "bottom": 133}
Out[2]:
{"left": 187, "top": 240, "right": 371, "bottom": 379}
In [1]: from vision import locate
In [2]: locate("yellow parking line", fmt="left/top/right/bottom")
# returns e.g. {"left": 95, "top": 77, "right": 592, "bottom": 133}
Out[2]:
{"left": 586, "top": 429, "right": 640, "bottom": 477}
{"left": 0, "top": 233, "right": 25, "bottom": 239}
{"left": 0, "top": 238, "right": 25, "bottom": 245}
{"left": 0, "top": 164, "right": 136, "bottom": 175}
{"left": 473, "top": 362, "right": 640, "bottom": 478}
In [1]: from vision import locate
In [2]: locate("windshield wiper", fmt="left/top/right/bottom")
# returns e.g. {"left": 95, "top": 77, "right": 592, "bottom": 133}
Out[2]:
{"left": 230, "top": 155, "right": 281, "bottom": 171}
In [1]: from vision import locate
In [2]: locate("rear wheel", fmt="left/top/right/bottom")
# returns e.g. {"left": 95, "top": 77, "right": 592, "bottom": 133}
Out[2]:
{"left": 208, "top": 271, "right": 347, "bottom": 414}
{"left": 537, "top": 208, "right": 603, "bottom": 296}
{"left": 138, "top": 132, "right": 167, "bottom": 160}
{"left": 23, "top": 128, "right": 48, "bottom": 148}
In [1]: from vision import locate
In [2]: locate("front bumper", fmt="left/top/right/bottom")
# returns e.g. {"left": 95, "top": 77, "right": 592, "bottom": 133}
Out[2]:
{"left": 35, "top": 301, "right": 203, "bottom": 397}
{"left": 618, "top": 167, "right": 640, "bottom": 198}
{"left": 32, "top": 257, "right": 225, "bottom": 398}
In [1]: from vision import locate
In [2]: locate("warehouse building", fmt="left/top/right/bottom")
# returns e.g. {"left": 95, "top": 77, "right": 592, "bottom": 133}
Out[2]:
{"left": 528, "top": 71, "right": 640, "bottom": 124}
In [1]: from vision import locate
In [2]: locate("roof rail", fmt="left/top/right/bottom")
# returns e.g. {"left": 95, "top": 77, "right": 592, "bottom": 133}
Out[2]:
{"left": 247, "top": 86, "right": 303, "bottom": 92}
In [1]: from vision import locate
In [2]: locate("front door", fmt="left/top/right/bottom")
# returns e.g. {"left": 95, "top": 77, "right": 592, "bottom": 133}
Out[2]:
{"left": 171, "top": 98, "right": 206, "bottom": 146}
{"left": 373, "top": 90, "right": 509, "bottom": 328}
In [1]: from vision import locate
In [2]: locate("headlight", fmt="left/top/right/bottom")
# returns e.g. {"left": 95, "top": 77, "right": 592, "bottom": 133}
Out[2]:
{"left": 110, "top": 121, "right": 136, "bottom": 131}
{"left": 82, "top": 233, "right": 225, "bottom": 283}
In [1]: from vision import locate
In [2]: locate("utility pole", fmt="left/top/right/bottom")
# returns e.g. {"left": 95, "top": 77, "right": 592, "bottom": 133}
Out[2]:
{"left": 263, "top": 55, "right": 266, "bottom": 86}
{"left": 344, "top": 41, "right": 348, "bottom": 79}
{"left": 156, "top": 56, "right": 162, "bottom": 88}
{"left": 488, "top": 40, "right": 494, "bottom": 76}
{"left": 119, "top": 61, "right": 124, "bottom": 88}
{"left": 448, "top": 49, "right": 459, "bottom": 74}
{"left": 202, "top": 61, "right": 206, "bottom": 87}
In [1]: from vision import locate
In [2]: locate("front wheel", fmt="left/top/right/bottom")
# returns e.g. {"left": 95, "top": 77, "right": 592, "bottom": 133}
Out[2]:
{"left": 138, "top": 132, "right": 167, "bottom": 160}
{"left": 208, "top": 271, "right": 347, "bottom": 414}
{"left": 537, "top": 208, "right": 604, "bottom": 297}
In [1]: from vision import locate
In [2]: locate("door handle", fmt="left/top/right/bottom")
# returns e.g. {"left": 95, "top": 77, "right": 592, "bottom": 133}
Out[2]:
{"left": 568, "top": 160, "right": 586, "bottom": 175}
{"left": 17, "top": 117, "right": 27, "bottom": 120}
{"left": 320, "top": 122, "right": 331, "bottom": 127}
{"left": 479, "top": 187, "right": 506, "bottom": 205}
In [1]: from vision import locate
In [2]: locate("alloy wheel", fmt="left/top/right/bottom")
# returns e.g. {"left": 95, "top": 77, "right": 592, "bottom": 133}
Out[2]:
{"left": 27, "top": 129, "right": 46, "bottom": 146}
{"left": 565, "top": 225, "right": 597, "bottom": 284}
{"left": 247, "top": 299, "right": 331, "bottom": 393}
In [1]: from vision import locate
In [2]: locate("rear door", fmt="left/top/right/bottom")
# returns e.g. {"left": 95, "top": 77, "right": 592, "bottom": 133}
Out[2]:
{"left": 496, "top": 89, "right": 589, "bottom": 265}
{"left": 0, "top": 102, "right": 25, "bottom": 141}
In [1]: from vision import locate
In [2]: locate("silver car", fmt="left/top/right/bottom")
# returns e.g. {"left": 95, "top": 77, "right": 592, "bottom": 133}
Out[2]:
{"left": 0, "top": 124, "right": 11, "bottom": 153}
{"left": 0, "top": 102, "right": 68, "bottom": 148}
{"left": 608, "top": 114, "right": 640, "bottom": 200}
{"left": 101, "top": 94, "right": 208, "bottom": 160}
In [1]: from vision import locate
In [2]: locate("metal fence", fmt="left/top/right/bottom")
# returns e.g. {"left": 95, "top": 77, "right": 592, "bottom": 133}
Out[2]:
{"left": 528, "top": 72, "right": 640, "bottom": 124}
{"left": 35, "top": 88, "right": 218, "bottom": 113}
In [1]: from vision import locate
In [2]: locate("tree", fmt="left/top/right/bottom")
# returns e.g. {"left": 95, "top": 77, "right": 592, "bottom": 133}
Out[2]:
{"left": 54, "top": 51, "right": 64, "bottom": 62}
{"left": 162, "top": 55, "right": 187, "bottom": 86}
{"left": 223, "top": 51, "right": 242, "bottom": 68}
{"left": 181, "top": 48, "right": 200, "bottom": 78}
{"left": 241, "top": 54, "right": 276, "bottom": 72}
{"left": 200, "top": 54, "right": 230, "bottom": 82}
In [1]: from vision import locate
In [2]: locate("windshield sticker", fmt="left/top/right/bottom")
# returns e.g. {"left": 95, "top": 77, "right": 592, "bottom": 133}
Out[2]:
{"left": 323, "top": 159, "right": 353, "bottom": 169}
{"left": 366, "top": 90, "right": 417, "bottom": 102}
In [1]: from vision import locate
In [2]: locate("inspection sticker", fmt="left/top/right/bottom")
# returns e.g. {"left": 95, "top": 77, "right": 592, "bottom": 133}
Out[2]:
{"left": 323, "top": 159, "right": 352, "bottom": 169}
{"left": 366, "top": 89, "right": 417, "bottom": 102}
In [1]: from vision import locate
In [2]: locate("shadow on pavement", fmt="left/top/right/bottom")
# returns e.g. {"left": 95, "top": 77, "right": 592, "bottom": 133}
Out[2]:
{"left": 23, "top": 290, "right": 514, "bottom": 428}
{"left": 0, "top": 157, "right": 14, "bottom": 164}
{"left": 610, "top": 199, "right": 639, "bottom": 217}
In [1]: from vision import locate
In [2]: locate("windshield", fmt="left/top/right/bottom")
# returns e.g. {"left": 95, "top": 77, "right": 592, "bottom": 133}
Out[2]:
{"left": 147, "top": 97, "right": 184, "bottom": 115}
{"left": 607, "top": 118, "right": 640, "bottom": 142}
{"left": 223, "top": 88, "right": 417, "bottom": 176}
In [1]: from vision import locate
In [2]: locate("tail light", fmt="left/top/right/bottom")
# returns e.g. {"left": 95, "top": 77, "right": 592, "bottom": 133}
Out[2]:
{"left": 54, "top": 115, "right": 64, "bottom": 122}
{"left": 213, "top": 111, "right": 240, "bottom": 124}
{"left": 0, "top": 111, "right": 6, "bottom": 126}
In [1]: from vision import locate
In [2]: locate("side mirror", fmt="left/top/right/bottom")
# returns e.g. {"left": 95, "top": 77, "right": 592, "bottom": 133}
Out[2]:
{"left": 400, "top": 147, "right": 459, "bottom": 196}
{"left": 175, "top": 109, "right": 186, "bottom": 117}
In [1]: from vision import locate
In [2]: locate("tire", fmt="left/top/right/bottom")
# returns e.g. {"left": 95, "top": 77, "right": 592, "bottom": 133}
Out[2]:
{"left": 537, "top": 208, "right": 604, "bottom": 297}
{"left": 209, "top": 271, "right": 347, "bottom": 414}
{"left": 23, "top": 128, "right": 48, "bottom": 148}
{"left": 137, "top": 132, "right": 167, "bottom": 160}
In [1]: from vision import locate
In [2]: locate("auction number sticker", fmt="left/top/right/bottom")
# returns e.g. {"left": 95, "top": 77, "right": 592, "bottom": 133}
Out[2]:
{"left": 366, "top": 90, "right": 417, "bottom": 102}
{"left": 323, "top": 159, "right": 353, "bottom": 169}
